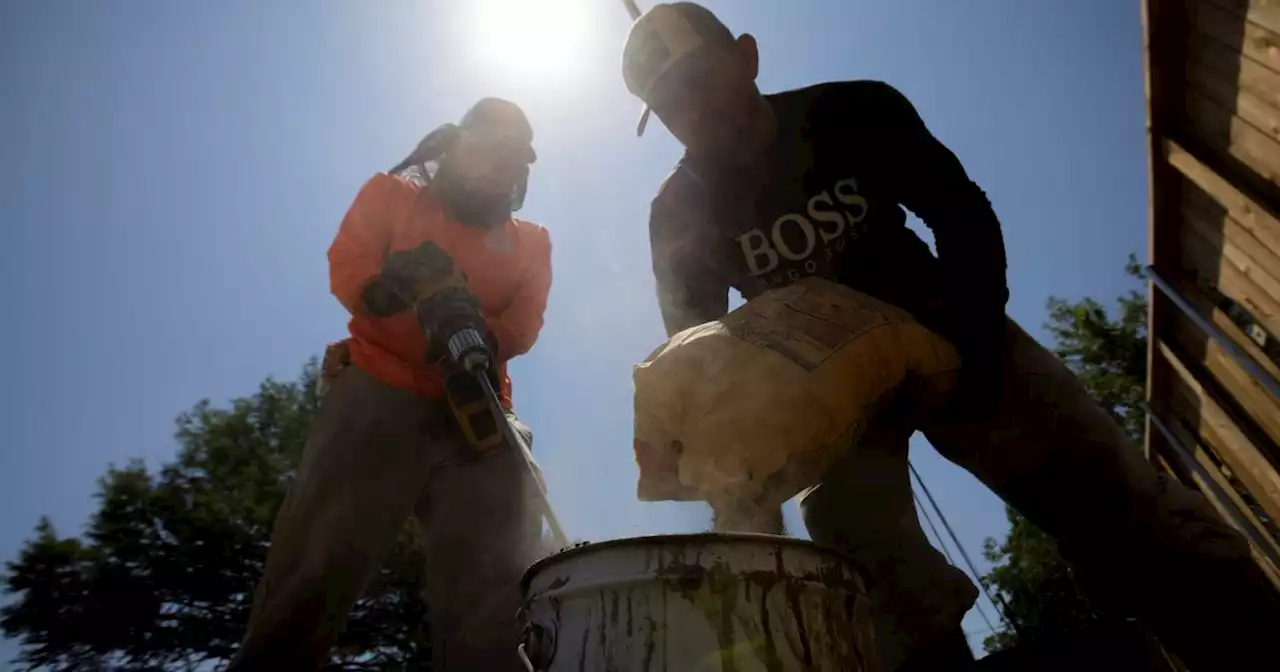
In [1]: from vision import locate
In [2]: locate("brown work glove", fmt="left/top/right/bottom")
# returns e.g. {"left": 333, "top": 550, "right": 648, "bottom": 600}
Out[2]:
{"left": 418, "top": 285, "right": 487, "bottom": 356}
{"left": 362, "top": 242, "right": 463, "bottom": 317}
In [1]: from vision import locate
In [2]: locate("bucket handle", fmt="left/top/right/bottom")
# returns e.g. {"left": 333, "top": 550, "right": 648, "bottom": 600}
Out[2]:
{"left": 517, "top": 619, "right": 555, "bottom": 671}
{"left": 517, "top": 643, "right": 540, "bottom": 672}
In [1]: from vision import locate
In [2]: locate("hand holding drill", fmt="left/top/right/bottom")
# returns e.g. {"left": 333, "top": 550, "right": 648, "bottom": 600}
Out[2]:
{"left": 368, "top": 242, "right": 496, "bottom": 369}
{"left": 369, "top": 242, "right": 507, "bottom": 449}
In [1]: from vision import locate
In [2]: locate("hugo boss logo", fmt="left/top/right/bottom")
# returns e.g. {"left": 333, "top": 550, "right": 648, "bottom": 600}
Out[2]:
{"left": 735, "top": 176, "right": 870, "bottom": 278}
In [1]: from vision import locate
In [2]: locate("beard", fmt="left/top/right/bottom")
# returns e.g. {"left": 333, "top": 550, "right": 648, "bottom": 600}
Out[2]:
{"left": 431, "top": 161, "right": 516, "bottom": 229}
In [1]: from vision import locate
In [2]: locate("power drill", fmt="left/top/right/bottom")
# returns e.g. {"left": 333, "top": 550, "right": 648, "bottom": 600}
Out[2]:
{"left": 416, "top": 284, "right": 505, "bottom": 451}
{"left": 385, "top": 242, "right": 567, "bottom": 547}
{"left": 416, "top": 284, "right": 569, "bottom": 547}
{"left": 378, "top": 241, "right": 503, "bottom": 449}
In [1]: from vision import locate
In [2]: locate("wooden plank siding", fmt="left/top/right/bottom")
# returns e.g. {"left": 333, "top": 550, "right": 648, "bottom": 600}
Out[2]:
{"left": 1158, "top": 339, "right": 1280, "bottom": 522}
{"left": 1166, "top": 306, "right": 1280, "bottom": 452}
{"left": 1145, "top": 0, "right": 1280, "bottom": 586}
{"left": 1147, "top": 398, "right": 1280, "bottom": 587}
{"left": 1164, "top": 268, "right": 1280, "bottom": 383}
{"left": 1151, "top": 406, "right": 1265, "bottom": 551}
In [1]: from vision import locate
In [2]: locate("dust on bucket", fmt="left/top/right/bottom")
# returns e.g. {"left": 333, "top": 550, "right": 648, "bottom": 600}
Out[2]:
{"left": 517, "top": 533, "right": 879, "bottom": 671}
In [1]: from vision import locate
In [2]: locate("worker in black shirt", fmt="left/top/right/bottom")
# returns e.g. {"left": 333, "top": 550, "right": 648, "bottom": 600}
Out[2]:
{"left": 622, "top": 3, "right": 1280, "bottom": 670}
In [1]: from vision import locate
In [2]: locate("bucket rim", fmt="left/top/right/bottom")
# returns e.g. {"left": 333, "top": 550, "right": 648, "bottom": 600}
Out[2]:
{"left": 523, "top": 532, "right": 867, "bottom": 592}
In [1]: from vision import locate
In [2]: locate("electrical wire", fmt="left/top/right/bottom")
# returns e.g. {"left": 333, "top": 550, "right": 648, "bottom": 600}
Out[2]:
{"left": 908, "top": 459, "right": 1018, "bottom": 635}
{"left": 914, "top": 488, "right": 997, "bottom": 633}
{"left": 913, "top": 488, "right": 958, "bottom": 568}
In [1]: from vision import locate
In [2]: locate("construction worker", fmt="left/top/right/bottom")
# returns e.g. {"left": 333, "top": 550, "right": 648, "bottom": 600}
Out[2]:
{"left": 229, "top": 97, "right": 553, "bottom": 671}
{"left": 622, "top": 3, "right": 1280, "bottom": 670}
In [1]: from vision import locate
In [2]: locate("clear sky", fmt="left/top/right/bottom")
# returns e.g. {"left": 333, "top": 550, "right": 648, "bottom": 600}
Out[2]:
{"left": 1, "top": 0, "right": 1148, "bottom": 662}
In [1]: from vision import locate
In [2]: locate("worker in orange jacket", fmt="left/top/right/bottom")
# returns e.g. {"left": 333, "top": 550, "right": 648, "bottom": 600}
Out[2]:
{"left": 229, "top": 97, "right": 553, "bottom": 671}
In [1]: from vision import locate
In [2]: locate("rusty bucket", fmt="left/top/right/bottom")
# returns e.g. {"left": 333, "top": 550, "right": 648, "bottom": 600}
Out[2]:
{"left": 517, "top": 533, "right": 879, "bottom": 672}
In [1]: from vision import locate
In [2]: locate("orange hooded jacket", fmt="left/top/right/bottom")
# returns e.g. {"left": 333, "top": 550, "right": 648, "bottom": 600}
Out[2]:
{"left": 328, "top": 172, "right": 552, "bottom": 409}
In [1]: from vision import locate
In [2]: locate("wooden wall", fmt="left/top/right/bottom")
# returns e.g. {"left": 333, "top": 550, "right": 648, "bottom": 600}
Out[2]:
{"left": 1143, "top": 0, "right": 1280, "bottom": 589}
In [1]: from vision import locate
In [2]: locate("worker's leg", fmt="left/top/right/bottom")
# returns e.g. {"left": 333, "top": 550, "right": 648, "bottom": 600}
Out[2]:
{"left": 800, "top": 421, "right": 979, "bottom": 671}
{"left": 415, "top": 413, "right": 544, "bottom": 671}
{"left": 228, "top": 366, "right": 444, "bottom": 670}
{"left": 921, "top": 319, "right": 1280, "bottom": 670}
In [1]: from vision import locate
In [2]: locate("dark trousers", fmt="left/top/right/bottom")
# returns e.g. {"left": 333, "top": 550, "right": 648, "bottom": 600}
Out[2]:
{"left": 228, "top": 365, "right": 542, "bottom": 671}
{"left": 804, "top": 319, "right": 1279, "bottom": 671}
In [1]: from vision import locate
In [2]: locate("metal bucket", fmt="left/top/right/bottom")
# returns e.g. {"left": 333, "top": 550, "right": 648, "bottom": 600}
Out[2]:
{"left": 517, "top": 533, "right": 879, "bottom": 672}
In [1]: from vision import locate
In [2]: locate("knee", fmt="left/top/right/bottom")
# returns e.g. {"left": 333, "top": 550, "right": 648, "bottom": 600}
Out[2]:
{"left": 236, "top": 586, "right": 335, "bottom": 671}
{"left": 798, "top": 486, "right": 844, "bottom": 546}
{"left": 1070, "top": 473, "right": 1251, "bottom": 568}
{"left": 799, "top": 481, "right": 883, "bottom": 549}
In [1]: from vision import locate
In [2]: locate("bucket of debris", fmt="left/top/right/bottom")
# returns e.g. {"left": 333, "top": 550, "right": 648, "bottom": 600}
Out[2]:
{"left": 517, "top": 533, "right": 879, "bottom": 671}
{"left": 632, "top": 277, "right": 960, "bottom": 527}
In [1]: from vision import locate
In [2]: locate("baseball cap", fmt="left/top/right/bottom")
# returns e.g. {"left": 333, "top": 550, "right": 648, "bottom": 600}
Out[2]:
{"left": 622, "top": 2, "right": 735, "bottom": 136}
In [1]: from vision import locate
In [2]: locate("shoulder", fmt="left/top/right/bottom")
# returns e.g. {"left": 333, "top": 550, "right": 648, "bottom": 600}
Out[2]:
{"left": 511, "top": 217, "right": 549, "bottom": 238}
{"left": 352, "top": 171, "right": 424, "bottom": 212}
{"left": 770, "top": 80, "right": 919, "bottom": 121}
{"left": 365, "top": 171, "right": 424, "bottom": 197}
{"left": 511, "top": 217, "right": 552, "bottom": 252}
{"left": 769, "top": 79, "right": 913, "bottom": 106}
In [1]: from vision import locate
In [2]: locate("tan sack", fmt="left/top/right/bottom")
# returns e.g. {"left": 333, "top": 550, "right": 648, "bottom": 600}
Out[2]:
{"left": 633, "top": 277, "right": 961, "bottom": 513}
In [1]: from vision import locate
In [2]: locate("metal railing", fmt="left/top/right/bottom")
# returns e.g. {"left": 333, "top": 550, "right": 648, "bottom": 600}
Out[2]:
{"left": 1142, "top": 401, "right": 1280, "bottom": 572}
{"left": 1146, "top": 265, "right": 1280, "bottom": 402}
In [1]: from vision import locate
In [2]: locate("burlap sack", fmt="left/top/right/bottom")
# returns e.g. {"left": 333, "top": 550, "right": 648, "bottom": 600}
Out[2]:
{"left": 633, "top": 278, "right": 961, "bottom": 512}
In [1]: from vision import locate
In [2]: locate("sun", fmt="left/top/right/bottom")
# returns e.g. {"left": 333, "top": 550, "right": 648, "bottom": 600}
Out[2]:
{"left": 468, "top": 0, "right": 596, "bottom": 79}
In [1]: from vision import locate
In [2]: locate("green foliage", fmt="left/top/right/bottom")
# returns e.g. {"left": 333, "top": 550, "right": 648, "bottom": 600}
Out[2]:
{"left": 1043, "top": 255, "right": 1149, "bottom": 443}
{"left": 980, "top": 255, "right": 1148, "bottom": 654}
{"left": 2, "top": 361, "right": 432, "bottom": 671}
{"left": 979, "top": 507, "right": 1106, "bottom": 653}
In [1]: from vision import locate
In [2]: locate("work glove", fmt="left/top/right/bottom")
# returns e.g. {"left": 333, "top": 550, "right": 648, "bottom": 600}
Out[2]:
{"left": 417, "top": 285, "right": 497, "bottom": 365}
{"left": 362, "top": 242, "right": 460, "bottom": 317}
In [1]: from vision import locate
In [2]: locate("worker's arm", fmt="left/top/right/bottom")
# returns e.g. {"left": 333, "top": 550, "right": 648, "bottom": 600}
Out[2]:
{"left": 486, "top": 225, "right": 553, "bottom": 362}
{"left": 650, "top": 183, "right": 730, "bottom": 337}
{"left": 328, "top": 173, "right": 417, "bottom": 315}
{"left": 866, "top": 82, "right": 1009, "bottom": 338}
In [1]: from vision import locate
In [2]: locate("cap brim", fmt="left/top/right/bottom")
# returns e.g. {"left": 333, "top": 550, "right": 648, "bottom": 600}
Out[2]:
{"left": 636, "top": 105, "right": 652, "bottom": 137}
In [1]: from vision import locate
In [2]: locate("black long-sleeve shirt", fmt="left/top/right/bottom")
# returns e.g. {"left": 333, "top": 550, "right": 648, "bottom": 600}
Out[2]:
{"left": 649, "top": 80, "right": 1008, "bottom": 351}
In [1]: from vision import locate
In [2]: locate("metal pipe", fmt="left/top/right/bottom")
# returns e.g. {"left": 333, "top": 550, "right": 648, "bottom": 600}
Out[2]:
{"left": 1142, "top": 402, "right": 1280, "bottom": 570}
{"left": 1146, "top": 265, "right": 1280, "bottom": 401}
{"left": 477, "top": 372, "right": 570, "bottom": 548}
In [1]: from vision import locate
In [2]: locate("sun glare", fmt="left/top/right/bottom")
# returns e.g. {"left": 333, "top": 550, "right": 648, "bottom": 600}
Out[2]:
{"left": 468, "top": 0, "right": 596, "bottom": 79}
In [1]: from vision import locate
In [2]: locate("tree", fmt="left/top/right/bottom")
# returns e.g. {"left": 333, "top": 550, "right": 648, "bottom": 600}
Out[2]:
{"left": 979, "top": 255, "right": 1148, "bottom": 653}
{"left": 1042, "top": 255, "right": 1150, "bottom": 443}
{"left": 2, "top": 361, "right": 433, "bottom": 671}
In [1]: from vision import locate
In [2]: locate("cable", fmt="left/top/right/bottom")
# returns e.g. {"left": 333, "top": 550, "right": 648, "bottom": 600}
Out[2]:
{"left": 914, "top": 488, "right": 996, "bottom": 633}
{"left": 908, "top": 459, "right": 1018, "bottom": 635}
{"left": 914, "top": 488, "right": 957, "bottom": 567}
{"left": 915, "top": 486, "right": 996, "bottom": 633}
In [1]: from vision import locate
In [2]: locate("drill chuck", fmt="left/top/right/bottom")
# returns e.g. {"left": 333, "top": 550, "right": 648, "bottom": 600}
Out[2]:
{"left": 447, "top": 327, "right": 490, "bottom": 374}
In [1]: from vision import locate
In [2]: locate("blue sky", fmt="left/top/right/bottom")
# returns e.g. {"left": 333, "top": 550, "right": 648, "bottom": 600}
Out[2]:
{"left": 1, "top": 0, "right": 1148, "bottom": 662}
